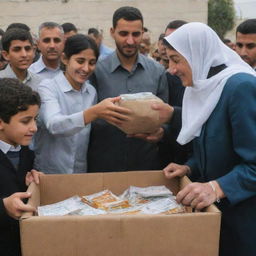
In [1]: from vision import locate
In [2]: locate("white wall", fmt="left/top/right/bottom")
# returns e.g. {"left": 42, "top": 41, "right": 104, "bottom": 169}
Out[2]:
{"left": 0, "top": 0, "right": 208, "bottom": 47}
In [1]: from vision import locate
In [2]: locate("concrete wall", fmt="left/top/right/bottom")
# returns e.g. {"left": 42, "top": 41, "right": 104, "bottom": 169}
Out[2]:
{"left": 0, "top": 0, "right": 208, "bottom": 47}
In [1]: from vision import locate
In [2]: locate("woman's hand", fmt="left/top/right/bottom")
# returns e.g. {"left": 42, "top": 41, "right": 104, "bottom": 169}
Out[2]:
{"left": 163, "top": 163, "right": 191, "bottom": 179}
{"left": 84, "top": 97, "right": 132, "bottom": 125}
{"left": 176, "top": 182, "right": 217, "bottom": 210}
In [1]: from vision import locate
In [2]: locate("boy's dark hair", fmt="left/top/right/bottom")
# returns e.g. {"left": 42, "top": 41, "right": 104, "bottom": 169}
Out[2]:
{"left": 6, "top": 22, "right": 30, "bottom": 32}
{"left": 62, "top": 22, "right": 77, "bottom": 33}
{"left": 0, "top": 78, "right": 41, "bottom": 123}
{"left": 1, "top": 28, "right": 33, "bottom": 52}
{"left": 165, "top": 20, "right": 187, "bottom": 31}
{"left": 236, "top": 19, "right": 256, "bottom": 34}
{"left": 88, "top": 28, "right": 100, "bottom": 37}
{"left": 64, "top": 34, "right": 99, "bottom": 60}
{"left": 112, "top": 6, "right": 143, "bottom": 28}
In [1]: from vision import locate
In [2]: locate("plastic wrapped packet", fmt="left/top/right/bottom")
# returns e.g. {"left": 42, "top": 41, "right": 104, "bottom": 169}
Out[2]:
{"left": 120, "top": 185, "right": 173, "bottom": 205}
{"left": 38, "top": 196, "right": 85, "bottom": 216}
{"left": 116, "top": 92, "right": 163, "bottom": 135}
{"left": 140, "top": 197, "right": 185, "bottom": 215}
{"left": 82, "top": 190, "right": 131, "bottom": 210}
{"left": 70, "top": 204, "right": 107, "bottom": 216}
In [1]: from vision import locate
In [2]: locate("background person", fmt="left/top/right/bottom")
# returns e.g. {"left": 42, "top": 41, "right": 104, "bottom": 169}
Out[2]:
{"left": 163, "top": 22, "right": 256, "bottom": 256}
{"left": 235, "top": 19, "right": 256, "bottom": 70}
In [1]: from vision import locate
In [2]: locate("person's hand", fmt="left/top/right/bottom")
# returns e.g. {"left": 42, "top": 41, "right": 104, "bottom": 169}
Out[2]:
{"left": 151, "top": 102, "right": 174, "bottom": 124}
{"left": 85, "top": 97, "right": 132, "bottom": 125}
{"left": 3, "top": 192, "right": 36, "bottom": 219}
{"left": 163, "top": 163, "right": 190, "bottom": 179}
{"left": 127, "top": 127, "right": 164, "bottom": 143}
{"left": 176, "top": 182, "right": 217, "bottom": 210}
{"left": 25, "top": 169, "right": 44, "bottom": 186}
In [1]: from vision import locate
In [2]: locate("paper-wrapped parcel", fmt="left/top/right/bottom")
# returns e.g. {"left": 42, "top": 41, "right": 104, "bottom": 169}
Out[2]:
{"left": 116, "top": 92, "right": 163, "bottom": 134}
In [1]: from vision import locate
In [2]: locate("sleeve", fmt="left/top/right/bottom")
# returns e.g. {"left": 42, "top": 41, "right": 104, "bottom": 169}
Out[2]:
{"left": 38, "top": 81, "right": 86, "bottom": 136}
{"left": 156, "top": 69, "right": 169, "bottom": 103}
{"left": 217, "top": 78, "right": 256, "bottom": 205}
{"left": 0, "top": 198, "right": 9, "bottom": 222}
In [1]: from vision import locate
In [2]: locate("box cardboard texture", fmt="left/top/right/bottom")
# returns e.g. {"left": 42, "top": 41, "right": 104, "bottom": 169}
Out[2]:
{"left": 20, "top": 171, "right": 221, "bottom": 256}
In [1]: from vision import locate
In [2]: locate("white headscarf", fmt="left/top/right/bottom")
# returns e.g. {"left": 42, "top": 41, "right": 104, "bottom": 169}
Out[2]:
{"left": 164, "top": 22, "right": 255, "bottom": 145}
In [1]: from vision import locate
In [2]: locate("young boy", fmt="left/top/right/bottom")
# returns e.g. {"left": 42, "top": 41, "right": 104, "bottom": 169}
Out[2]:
{"left": 0, "top": 78, "right": 42, "bottom": 256}
{"left": 0, "top": 28, "right": 41, "bottom": 90}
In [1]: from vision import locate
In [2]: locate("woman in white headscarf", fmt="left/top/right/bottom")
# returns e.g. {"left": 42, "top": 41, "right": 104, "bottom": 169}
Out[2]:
{"left": 162, "top": 22, "right": 256, "bottom": 256}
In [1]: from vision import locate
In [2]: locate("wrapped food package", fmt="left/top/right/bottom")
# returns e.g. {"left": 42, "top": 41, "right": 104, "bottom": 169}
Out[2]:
{"left": 116, "top": 92, "right": 163, "bottom": 134}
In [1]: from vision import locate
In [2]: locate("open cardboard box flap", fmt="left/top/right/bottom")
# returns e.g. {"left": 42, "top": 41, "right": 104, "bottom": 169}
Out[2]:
{"left": 20, "top": 171, "right": 221, "bottom": 256}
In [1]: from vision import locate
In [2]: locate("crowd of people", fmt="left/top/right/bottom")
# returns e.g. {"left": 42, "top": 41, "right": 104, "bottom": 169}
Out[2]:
{"left": 0, "top": 5, "right": 256, "bottom": 256}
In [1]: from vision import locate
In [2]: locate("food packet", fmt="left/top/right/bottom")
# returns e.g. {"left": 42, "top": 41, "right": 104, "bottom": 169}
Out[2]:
{"left": 82, "top": 190, "right": 130, "bottom": 210}
{"left": 38, "top": 196, "right": 85, "bottom": 216}
{"left": 116, "top": 92, "right": 163, "bottom": 134}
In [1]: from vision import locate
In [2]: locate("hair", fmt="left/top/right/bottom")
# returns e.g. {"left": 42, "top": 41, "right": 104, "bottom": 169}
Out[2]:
{"left": 0, "top": 28, "right": 4, "bottom": 37}
{"left": 63, "top": 34, "right": 99, "bottom": 60}
{"left": 163, "top": 39, "right": 175, "bottom": 50}
{"left": 38, "top": 22, "right": 64, "bottom": 37}
{"left": 1, "top": 28, "right": 33, "bottom": 52}
{"left": 165, "top": 20, "right": 187, "bottom": 31}
{"left": 158, "top": 33, "right": 165, "bottom": 41}
{"left": 112, "top": 6, "right": 143, "bottom": 28}
{"left": 62, "top": 22, "right": 77, "bottom": 33}
{"left": 88, "top": 28, "right": 100, "bottom": 37}
{"left": 236, "top": 19, "right": 256, "bottom": 34}
{"left": 223, "top": 38, "right": 231, "bottom": 44}
{"left": 0, "top": 78, "right": 41, "bottom": 123}
{"left": 6, "top": 23, "right": 30, "bottom": 32}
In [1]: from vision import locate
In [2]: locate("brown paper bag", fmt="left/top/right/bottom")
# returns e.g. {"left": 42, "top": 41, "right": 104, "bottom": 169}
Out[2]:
{"left": 116, "top": 92, "right": 163, "bottom": 135}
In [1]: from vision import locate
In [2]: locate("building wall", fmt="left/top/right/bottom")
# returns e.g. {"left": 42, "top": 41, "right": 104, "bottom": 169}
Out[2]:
{"left": 0, "top": 0, "right": 208, "bottom": 47}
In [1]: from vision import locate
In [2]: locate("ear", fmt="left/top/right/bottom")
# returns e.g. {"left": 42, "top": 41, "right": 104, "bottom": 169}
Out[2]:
{"left": 1, "top": 50, "right": 10, "bottom": 62}
{"left": 110, "top": 27, "right": 115, "bottom": 39}
{"left": 61, "top": 52, "right": 68, "bottom": 66}
{"left": 0, "top": 118, "right": 5, "bottom": 130}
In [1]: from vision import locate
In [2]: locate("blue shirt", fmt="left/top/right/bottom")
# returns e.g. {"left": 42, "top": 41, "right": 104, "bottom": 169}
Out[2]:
{"left": 33, "top": 72, "right": 97, "bottom": 174}
{"left": 29, "top": 55, "right": 62, "bottom": 80}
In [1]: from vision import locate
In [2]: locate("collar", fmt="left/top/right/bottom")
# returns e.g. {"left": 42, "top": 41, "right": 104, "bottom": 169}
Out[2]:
{"left": 32, "top": 55, "right": 60, "bottom": 73}
{"left": 0, "top": 140, "right": 21, "bottom": 154}
{"left": 4, "top": 64, "right": 31, "bottom": 83}
{"left": 110, "top": 51, "right": 145, "bottom": 73}
{"left": 57, "top": 72, "right": 89, "bottom": 94}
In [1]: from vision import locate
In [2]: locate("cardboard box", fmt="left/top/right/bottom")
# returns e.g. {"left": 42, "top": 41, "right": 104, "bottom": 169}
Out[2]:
{"left": 20, "top": 171, "right": 221, "bottom": 256}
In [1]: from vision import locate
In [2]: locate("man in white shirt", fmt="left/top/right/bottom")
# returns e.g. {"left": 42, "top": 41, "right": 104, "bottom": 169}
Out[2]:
{"left": 29, "top": 22, "right": 64, "bottom": 79}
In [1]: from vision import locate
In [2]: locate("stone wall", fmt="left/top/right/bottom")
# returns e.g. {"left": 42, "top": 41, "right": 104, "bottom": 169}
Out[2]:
{"left": 0, "top": 0, "right": 208, "bottom": 47}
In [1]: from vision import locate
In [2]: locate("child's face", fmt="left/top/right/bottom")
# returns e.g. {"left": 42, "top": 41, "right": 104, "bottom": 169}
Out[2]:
{"left": 0, "top": 105, "right": 39, "bottom": 147}
{"left": 2, "top": 39, "right": 35, "bottom": 72}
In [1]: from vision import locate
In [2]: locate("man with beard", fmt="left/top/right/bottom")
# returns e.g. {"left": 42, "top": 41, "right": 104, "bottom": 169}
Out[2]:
{"left": 0, "top": 28, "right": 41, "bottom": 90}
{"left": 88, "top": 6, "right": 168, "bottom": 172}
{"left": 236, "top": 19, "right": 256, "bottom": 71}
{"left": 29, "top": 22, "right": 64, "bottom": 79}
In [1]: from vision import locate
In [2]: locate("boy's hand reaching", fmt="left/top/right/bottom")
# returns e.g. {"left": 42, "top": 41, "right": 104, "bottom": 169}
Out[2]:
{"left": 25, "top": 169, "right": 44, "bottom": 186}
{"left": 3, "top": 192, "right": 36, "bottom": 219}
